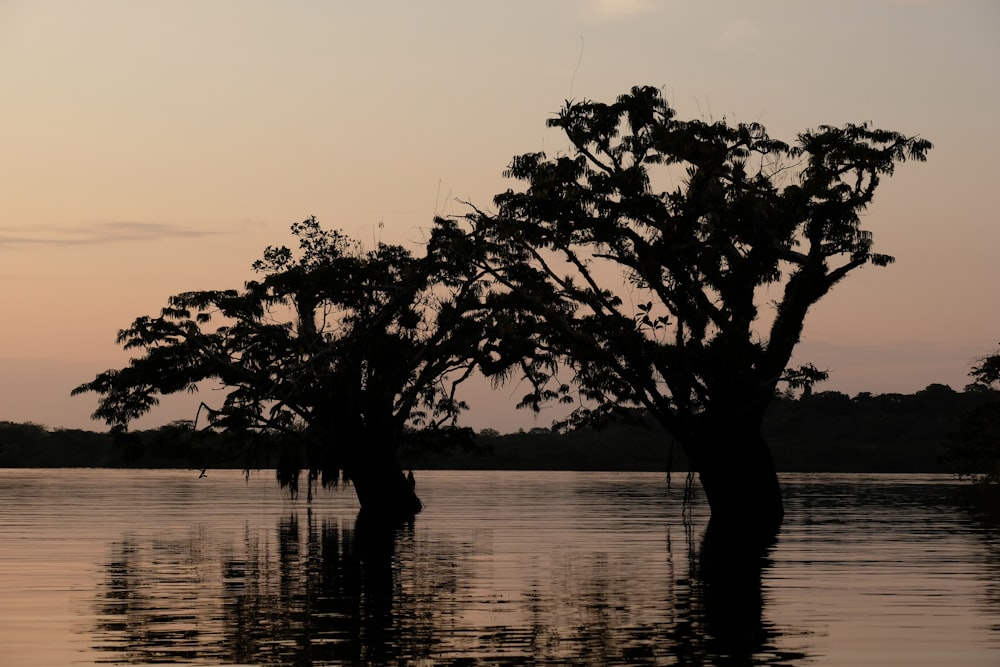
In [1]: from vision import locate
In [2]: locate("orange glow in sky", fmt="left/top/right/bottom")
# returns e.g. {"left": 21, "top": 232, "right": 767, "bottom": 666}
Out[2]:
{"left": 1, "top": 1, "right": 998, "bottom": 433}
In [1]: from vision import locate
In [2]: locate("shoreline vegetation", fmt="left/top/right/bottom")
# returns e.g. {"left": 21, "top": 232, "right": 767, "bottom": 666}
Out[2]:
{"left": 2, "top": 384, "right": 995, "bottom": 475}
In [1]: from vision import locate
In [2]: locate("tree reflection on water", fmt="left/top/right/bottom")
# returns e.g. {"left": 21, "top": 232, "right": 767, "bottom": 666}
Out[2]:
{"left": 91, "top": 510, "right": 806, "bottom": 665}
{"left": 955, "top": 485, "right": 1000, "bottom": 618}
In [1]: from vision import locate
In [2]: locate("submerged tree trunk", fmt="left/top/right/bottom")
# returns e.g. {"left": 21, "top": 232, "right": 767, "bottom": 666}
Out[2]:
{"left": 348, "top": 459, "right": 422, "bottom": 523}
{"left": 285, "top": 414, "right": 423, "bottom": 523}
{"left": 342, "top": 427, "right": 422, "bottom": 524}
{"left": 682, "top": 416, "right": 784, "bottom": 529}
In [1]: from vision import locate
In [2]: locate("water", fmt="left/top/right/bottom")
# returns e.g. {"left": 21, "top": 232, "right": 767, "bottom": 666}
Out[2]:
{"left": 0, "top": 469, "right": 997, "bottom": 665}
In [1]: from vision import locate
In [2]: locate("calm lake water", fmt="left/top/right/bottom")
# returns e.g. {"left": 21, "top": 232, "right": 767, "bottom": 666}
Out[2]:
{"left": 0, "top": 469, "right": 998, "bottom": 666}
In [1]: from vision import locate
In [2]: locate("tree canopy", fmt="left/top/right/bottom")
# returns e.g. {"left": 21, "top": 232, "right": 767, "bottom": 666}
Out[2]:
{"left": 969, "top": 347, "right": 1000, "bottom": 388}
{"left": 72, "top": 85, "right": 934, "bottom": 527}
{"left": 73, "top": 217, "right": 499, "bottom": 518}
{"left": 448, "top": 85, "right": 931, "bottom": 525}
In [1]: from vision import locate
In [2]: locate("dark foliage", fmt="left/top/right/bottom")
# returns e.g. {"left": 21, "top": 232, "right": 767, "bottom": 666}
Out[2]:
{"left": 72, "top": 218, "right": 506, "bottom": 519}
{"left": 445, "top": 85, "right": 931, "bottom": 524}
{"left": 409, "top": 385, "right": 997, "bottom": 473}
{"left": 5, "top": 386, "right": 996, "bottom": 472}
{"left": 944, "top": 344, "right": 1000, "bottom": 484}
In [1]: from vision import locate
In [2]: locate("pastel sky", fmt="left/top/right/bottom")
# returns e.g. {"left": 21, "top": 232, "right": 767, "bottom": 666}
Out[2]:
{"left": 1, "top": 0, "right": 997, "bottom": 433}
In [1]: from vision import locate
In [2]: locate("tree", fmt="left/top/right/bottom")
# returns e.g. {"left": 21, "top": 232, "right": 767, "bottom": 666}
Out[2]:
{"left": 969, "top": 346, "right": 1000, "bottom": 388}
{"left": 947, "top": 344, "right": 1000, "bottom": 485}
{"left": 74, "top": 217, "right": 498, "bottom": 522}
{"left": 451, "top": 85, "right": 931, "bottom": 528}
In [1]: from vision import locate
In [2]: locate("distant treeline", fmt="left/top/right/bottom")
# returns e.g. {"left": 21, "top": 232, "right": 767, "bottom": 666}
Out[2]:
{"left": 412, "top": 384, "right": 1000, "bottom": 473}
{"left": 1, "top": 384, "right": 996, "bottom": 473}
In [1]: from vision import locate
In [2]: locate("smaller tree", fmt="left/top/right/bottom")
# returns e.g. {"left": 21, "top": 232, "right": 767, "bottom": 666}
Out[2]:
{"left": 74, "top": 218, "right": 500, "bottom": 521}
{"left": 946, "top": 344, "right": 1000, "bottom": 485}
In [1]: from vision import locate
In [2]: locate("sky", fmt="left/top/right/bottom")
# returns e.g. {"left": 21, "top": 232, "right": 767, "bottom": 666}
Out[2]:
{"left": 1, "top": 0, "right": 998, "bottom": 434}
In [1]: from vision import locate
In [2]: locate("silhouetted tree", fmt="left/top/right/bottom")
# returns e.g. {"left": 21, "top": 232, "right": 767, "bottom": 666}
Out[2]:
{"left": 947, "top": 344, "right": 1000, "bottom": 485}
{"left": 74, "top": 217, "right": 500, "bottom": 521}
{"left": 448, "top": 85, "right": 931, "bottom": 527}
{"left": 970, "top": 346, "right": 1000, "bottom": 388}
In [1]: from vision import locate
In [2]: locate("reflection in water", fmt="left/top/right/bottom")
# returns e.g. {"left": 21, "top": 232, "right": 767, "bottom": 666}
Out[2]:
{"left": 696, "top": 522, "right": 779, "bottom": 664}
{"left": 0, "top": 470, "right": 993, "bottom": 664}
{"left": 94, "top": 513, "right": 443, "bottom": 664}
{"left": 91, "top": 504, "right": 805, "bottom": 665}
{"left": 954, "top": 486, "right": 1000, "bottom": 617}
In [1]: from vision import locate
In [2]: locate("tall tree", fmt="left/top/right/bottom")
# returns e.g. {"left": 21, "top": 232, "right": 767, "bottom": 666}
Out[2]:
{"left": 452, "top": 85, "right": 931, "bottom": 527}
{"left": 74, "top": 217, "right": 498, "bottom": 522}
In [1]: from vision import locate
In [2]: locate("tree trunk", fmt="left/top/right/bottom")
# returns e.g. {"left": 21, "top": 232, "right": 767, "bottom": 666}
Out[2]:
{"left": 344, "top": 439, "right": 422, "bottom": 524}
{"left": 683, "top": 420, "right": 784, "bottom": 529}
{"left": 349, "top": 461, "right": 422, "bottom": 523}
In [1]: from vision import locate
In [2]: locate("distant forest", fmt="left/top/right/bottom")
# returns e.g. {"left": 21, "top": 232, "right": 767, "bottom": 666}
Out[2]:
{"left": 1, "top": 384, "right": 996, "bottom": 474}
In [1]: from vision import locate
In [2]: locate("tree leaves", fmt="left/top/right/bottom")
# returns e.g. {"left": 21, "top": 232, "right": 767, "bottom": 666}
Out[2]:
{"left": 73, "top": 218, "right": 507, "bottom": 487}
{"left": 970, "top": 345, "right": 1000, "bottom": 388}
{"left": 460, "top": 85, "right": 931, "bottom": 439}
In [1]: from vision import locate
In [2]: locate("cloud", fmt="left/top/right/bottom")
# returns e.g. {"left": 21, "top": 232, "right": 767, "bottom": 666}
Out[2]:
{"left": 0, "top": 221, "right": 222, "bottom": 249}
{"left": 583, "top": 0, "right": 662, "bottom": 22}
